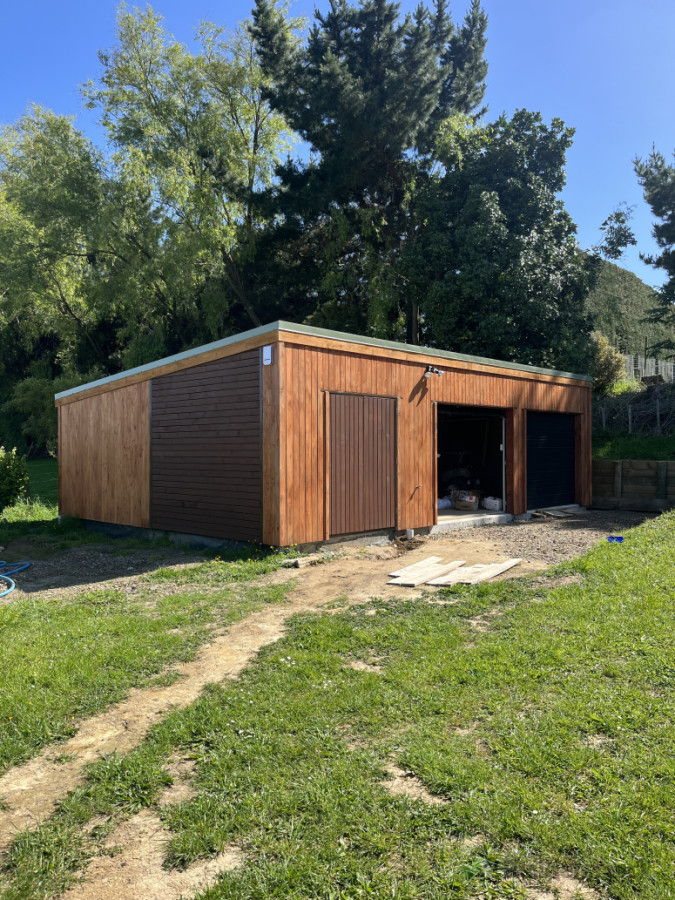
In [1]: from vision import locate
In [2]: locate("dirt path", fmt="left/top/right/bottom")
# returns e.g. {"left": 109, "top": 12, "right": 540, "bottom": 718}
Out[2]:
{"left": 0, "top": 537, "right": 514, "bottom": 853}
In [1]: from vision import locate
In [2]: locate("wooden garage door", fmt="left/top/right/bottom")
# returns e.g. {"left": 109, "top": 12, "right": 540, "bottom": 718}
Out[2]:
{"left": 527, "top": 412, "right": 576, "bottom": 510}
{"left": 329, "top": 393, "right": 396, "bottom": 536}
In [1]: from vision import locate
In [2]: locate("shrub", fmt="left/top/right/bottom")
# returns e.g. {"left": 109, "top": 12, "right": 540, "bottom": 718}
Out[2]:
{"left": 0, "top": 447, "right": 29, "bottom": 512}
{"left": 591, "top": 332, "right": 626, "bottom": 394}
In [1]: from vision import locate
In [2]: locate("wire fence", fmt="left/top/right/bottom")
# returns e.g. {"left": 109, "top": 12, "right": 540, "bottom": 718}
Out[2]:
{"left": 593, "top": 392, "right": 675, "bottom": 436}
{"left": 622, "top": 354, "right": 675, "bottom": 383}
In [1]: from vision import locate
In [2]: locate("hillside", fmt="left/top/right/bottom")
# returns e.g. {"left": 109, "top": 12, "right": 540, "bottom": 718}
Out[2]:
{"left": 585, "top": 257, "right": 673, "bottom": 354}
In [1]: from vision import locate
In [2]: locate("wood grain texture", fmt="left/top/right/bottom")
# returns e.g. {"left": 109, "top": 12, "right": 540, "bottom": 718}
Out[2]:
{"left": 328, "top": 393, "right": 396, "bottom": 536}
{"left": 58, "top": 382, "right": 150, "bottom": 527}
{"left": 277, "top": 342, "right": 591, "bottom": 542}
{"left": 150, "top": 350, "right": 262, "bottom": 542}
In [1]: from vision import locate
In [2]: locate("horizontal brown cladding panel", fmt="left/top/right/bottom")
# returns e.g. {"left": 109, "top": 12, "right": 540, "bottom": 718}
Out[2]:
{"left": 151, "top": 430, "right": 260, "bottom": 441}
{"left": 150, "top": 349, "right": 262, "bottom": 542}
{"left": 152, "top": 403, "right": 260, "bottom": 415}
{"left": 151, "top": 413, "right": 260, "bottom": 426}
{"left": 151, "top": 504, "right": 261, "bottom": 519}
{"left": 152, "top": 453, "right": 262, "bottom": 472}
{"left": 160, "top": 371, "right": 261, "bottom": 389}
{"left": 151, "top": 516, "right": 261, "bottom": 540}
{"left": 152, "top": 452, "right": 261, "bottom": 464}
{"left": 158, "top": 371, "right": 261, "bottom": 390}
{"left": 155, "top": 380, "right": 261, "bottom": 401}
{"left": 152, "top": 486, "right": 258, "bottom": 503}
{"left": 151, "top": 506, "right": 262, "bottom": 523}
{"left": 151, "top": 430, "right": 260, "bottom": 442}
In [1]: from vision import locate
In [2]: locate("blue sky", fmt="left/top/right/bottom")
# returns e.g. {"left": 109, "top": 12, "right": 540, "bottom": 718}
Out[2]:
{"left": 1, "top": 0, "right": 673, "bottom": 286}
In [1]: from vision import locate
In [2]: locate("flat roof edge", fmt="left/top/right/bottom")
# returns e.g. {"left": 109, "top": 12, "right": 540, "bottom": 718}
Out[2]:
{"left": 56, "top": 320, "right": 592, "bottom": 401}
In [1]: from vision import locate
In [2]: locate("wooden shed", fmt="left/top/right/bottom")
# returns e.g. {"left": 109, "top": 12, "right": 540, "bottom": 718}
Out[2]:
{"left": 55, "top": 322, "right": 593, "bottom": 546}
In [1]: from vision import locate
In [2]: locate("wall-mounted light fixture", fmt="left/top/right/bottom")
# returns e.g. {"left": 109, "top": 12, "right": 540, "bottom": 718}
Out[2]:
{"left": 425, "top": 365, "right": 444, "bottom": 378}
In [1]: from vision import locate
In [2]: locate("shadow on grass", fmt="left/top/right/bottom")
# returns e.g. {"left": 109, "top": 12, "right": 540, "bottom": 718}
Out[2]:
{"left": 0, "top": 506, "right": 281, "bottom": 596}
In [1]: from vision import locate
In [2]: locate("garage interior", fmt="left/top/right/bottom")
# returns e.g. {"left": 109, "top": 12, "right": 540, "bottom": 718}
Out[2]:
{"left": 437, "top": 405, "right": 506, "bottom": 519}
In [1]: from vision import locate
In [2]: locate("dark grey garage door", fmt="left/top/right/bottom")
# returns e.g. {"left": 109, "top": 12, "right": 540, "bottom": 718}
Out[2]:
{"left": 527, "top": 412, "right": 576, "bottom": 509}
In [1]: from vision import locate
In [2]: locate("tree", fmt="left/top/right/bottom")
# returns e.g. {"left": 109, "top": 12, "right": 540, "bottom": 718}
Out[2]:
{"left": 84, "top": 5, "right": 292, "bottom": 352}
{"left": 400, "top": 110, "right": 595, "bottom": 371}
{"left": 250, "top": 0, "right": 488, "bottom": 339}
{"left": 0, "top": 7, "right": 293, "bottom": 454}
{"left": 635, "top": 148, "right": 675, "bottom": 356}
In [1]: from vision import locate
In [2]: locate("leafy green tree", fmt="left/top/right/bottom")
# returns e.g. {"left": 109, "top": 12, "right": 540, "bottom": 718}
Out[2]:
{"left": 250, "top": 0, "right": 488, "bottom": 339}
{"left": 0, "top": 111, "right": 108, "bottom": 370}
{"left": 401, "top": 110, "right": 595, "bottom": 370}
{"left": 84, "top": 5, "right": 292, "bottom": 349}
{"left": 635, "top": 149, "right": 675, "bottom": 356}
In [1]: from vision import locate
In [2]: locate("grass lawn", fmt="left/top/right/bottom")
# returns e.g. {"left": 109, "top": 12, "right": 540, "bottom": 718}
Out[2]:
{"left": 26, "top": 459, "right": 58, "bottom": 505}
{"left": 593, "top": 432, "right": 675, "bottom": 460}
{"left": 2, "top": 513, "right": 673, "bottom": 899}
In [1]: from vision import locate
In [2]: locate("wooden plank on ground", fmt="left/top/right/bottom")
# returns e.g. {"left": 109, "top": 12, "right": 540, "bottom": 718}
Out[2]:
{"left": 460, "top": 558, "right": 522, "bottom": 584}
{"left": 388, "top": 560, "right": 466, "bottom": 587}
{"left": 388, "top": 556, "right": 443, "bottom": 578}
{"left": 428, "top": 559, "right": 521, "bottom": 586}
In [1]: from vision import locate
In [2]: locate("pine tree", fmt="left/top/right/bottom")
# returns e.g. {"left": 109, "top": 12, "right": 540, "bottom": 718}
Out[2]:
{"left": 250, "top": 0, "right": 488, "bottom": 339}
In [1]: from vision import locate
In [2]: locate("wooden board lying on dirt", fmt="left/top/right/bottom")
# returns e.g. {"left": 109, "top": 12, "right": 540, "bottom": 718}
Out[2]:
{"left": 427, "top": 558, "right": 522, "bottom": 586}
{"left": 388, "top": 560, "right": 466, "bottom": 587}
{"left": 388, "top": 556, "right": 443, "bottom": 578}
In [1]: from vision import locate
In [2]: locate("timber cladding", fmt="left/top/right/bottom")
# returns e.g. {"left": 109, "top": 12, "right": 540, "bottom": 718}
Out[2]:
{"left": 275, "top": 340, "right": 592, "bottom": 545}
{"left": 150, "top": 349, "right": 262, "bottom": 542}
{"left": 56, "top": 322, "right": 593, "bottom": 547}
{"left": 58, "top": 382, "right": 151, "bottom": 527}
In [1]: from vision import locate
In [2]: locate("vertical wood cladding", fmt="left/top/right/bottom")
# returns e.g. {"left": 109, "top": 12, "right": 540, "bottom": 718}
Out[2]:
{"left": 329, "top": 393, "right": 396, "bottom": 535}
{"left": 277, "top": 338, "right": 592, "bottom": 544}
{"left": 58, "top": 382, "right": 150, "bottom": 527}
{"left": 150, "top": 350, "right": 262, "bottom": 541}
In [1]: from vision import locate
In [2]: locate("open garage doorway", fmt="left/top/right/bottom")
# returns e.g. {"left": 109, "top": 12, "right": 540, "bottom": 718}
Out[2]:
{"left": 436, "top": 405, "right": 507, "bottom": 521}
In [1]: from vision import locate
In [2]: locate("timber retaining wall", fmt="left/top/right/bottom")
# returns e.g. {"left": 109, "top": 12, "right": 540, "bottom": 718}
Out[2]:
{"left": 592, "top": 459, "right": 675, "bottom": 511}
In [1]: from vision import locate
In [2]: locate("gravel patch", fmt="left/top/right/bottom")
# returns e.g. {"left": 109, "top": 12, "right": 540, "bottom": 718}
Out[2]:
{"left": 429, "top": 509, "right": 656, "bottom": 566}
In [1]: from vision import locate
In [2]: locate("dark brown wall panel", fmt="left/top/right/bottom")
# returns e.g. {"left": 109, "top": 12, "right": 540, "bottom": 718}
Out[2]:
{"left": 150, "top": 350, "right": 262, "bottom": 541}
{"left": 328, "top": 393, "right": 396, "bottom": 536}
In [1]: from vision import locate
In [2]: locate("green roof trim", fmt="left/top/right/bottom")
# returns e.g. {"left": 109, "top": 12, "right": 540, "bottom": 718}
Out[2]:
{"left": 55, "top": 320, "right": 592, "bottom": 401}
